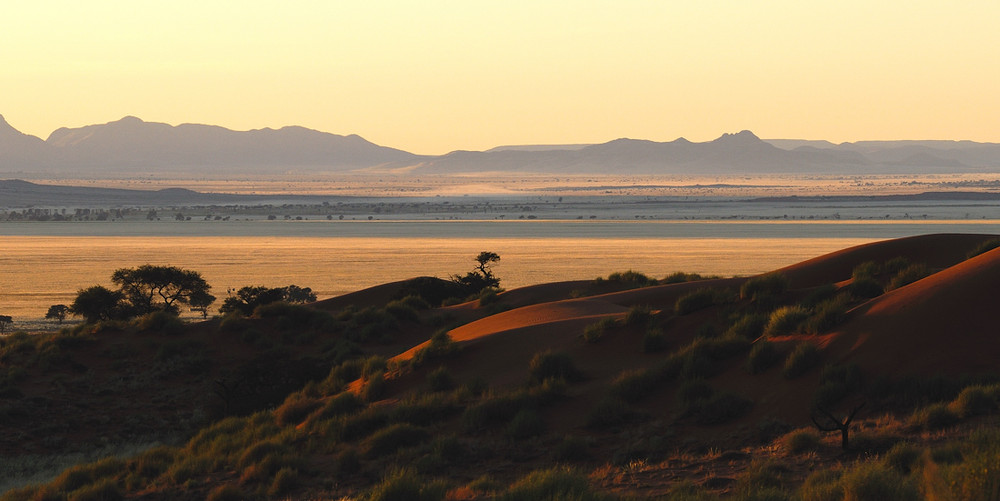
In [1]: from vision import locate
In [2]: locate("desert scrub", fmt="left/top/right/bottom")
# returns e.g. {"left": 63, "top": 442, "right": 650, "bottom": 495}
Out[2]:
{"left": 367, "top": 467, "right": 448, "bottom": 501}
{"left": 411, "top": 330, "right": 459, "bottom": 367}
{"left": 663, "top": 271, "right": 705, "bottom": 284}
{"left": 885, "top": 263, "right": 930, "bottom": 291}
{"left": 275, "top": 395, "right": 322, "bottom": 427}
{"left": 642, "top": 327, "right": 668, "bottom": 352}
{"left": 907, "top": 402, "right": 959, "bottom": 431}
{"left": 674, "top": 287, "right": 720, "bottom": 315}
{"left": 505, "top": 409, "right": 545, "bottom": 439}
{"left": 595, "top": 270, "right": 658, "bottom": 288}
{"left": 948, "top": 384, "right": 1000, "bottom": 418}
{"left": 848, "top": 276, "right": 884, "bottom": 299}
{"left": 426, "top": 366, "right": 455, "bottom": 392}
{"left": 360, "top": 372, "right": 387, "bottom": 402}
{"left": 739, "top": 272, "right": 789, "bottom": 301}
{"left": 389, "top": 392, "right": 462, "bottom": 426}
{"left": 838, "top": 461, "right": 919, "bottom": 500}
{"left": 764, "top": 305, "right": 809, "bottom": 337}
{"left": 609, "top": 368, "right": 659, "bottom": 403}
{"left": 383, "top": 300, "right": 421, "bottom": 323}
{"left": 725, "top": 312, "right": 768, "bottom": 340}
{"left": 133, "top": 310, "right": 184, "bottom": 334}
{"left": 461, "top": 380, "right": 566, "bottom": 432}
{"left": 782, "top": 428, "right": 822, "bottom": 453}
{"left": 624, "top": 304, "right": 655, "bottom": 327}
{"left": 852, "top": 261, "right": 881, "bottom": 280}
{"left": 803, "top": 294, "right": 852, "bottom": 334}
{"left": 528, "top": 350, "right": 583, "bottom": 383}
{"left": 362, "top": 423, "right": 430, "bottom": 458}
{"left": 498, "top": 466, "right": 610, "bottom": 501}
{"left": 582, "top": 317, "right": 619, "bottom": 343}
{"left": 745, "top": 340, "right": 781, "bottom": 374}
{"left": 968, "top": 238, "right": 1000, "bottom": 259}
{"left": 782, "top": 342, "right": 821, "bottom": 379}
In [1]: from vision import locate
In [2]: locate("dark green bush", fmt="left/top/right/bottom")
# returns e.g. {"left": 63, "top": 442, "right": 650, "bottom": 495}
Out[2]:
{"left": 746, "top": 341, "right": 781, "bottom": 374}
{"left": 885, "top": 263, "right": 930, "bottom": 291}
{"left": 967, "top": 238, "right": 1000, "bottom": 259}
{"left": 498, "top": 466, "right": 609, "bottom": 501}
{"left": 363, "top": 423, "right": 430, "bottom": 457}
{"left": 624, "top": 304, "right": 655, "bottom": 327}
{"left": 609, "top": 368, "right": 658, "bottom": 403}
{"left": 582, "top": 317, "right": 618, "bottom": 343}
{"left": 505, "top": 409, "right": 545, "bottom": 440}
{"left": 642, "top": 327, "right": 668, "bottom": 352}
{"left": 426, "top": 366, "right": 455, "bottom": 392}
{"left": 725, "top": 312, "right": 768, "bottom": 340}
{"left": 740, "top": 273, "right": 789, "bottom": 301}
{"left": 849, "top": 277, "right": 884, "bottom": 299}
{"left": 675, "top": 288, "right": 720, "bottom": 315}
{"left": 764, "top": 306, "right": 809, "bottom": 337}
{"left": 529, "top": 350, "right": 583, "bottom": 383}
{"left": 411, "top": 330, "right": 459, "bottom": 367}
{"left": 663, "top": 271, "right": 705, "bottom": 284}
{"left": 782, "top": 342, "right": 821, "bottom": 379}
{"left": 803, "top": 294, "right": 851, "bottom": 334}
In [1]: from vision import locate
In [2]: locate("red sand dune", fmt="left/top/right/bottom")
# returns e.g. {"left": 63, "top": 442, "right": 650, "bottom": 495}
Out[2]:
{"left": 775, "top": 233, "right": 997, "bottom": 288}
{"left": 824, "top": 243, "right": 1000, "bottom": 376}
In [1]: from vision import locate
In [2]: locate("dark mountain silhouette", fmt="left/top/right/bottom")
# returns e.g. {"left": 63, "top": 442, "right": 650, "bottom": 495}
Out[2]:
{"left": 2, "top": 114, "right": 1000, "bottom": 176}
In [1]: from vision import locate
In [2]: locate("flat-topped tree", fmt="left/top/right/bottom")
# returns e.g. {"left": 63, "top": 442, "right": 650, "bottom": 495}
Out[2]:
{"left": 45, "top": 304, "right": 70, "bottom": 324}
{"left": 111, "top": 265, "right": 214, "bottom": 316}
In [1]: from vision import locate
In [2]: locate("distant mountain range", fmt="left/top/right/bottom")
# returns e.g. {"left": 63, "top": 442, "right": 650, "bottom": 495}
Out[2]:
{"left": 2, "top": 115, "right": 1000, "bottom": 176}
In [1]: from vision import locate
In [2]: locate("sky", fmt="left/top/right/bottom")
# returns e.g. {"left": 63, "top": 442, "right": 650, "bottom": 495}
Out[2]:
{"left": 3, "top": 1, "right": 999, "bottom": 155}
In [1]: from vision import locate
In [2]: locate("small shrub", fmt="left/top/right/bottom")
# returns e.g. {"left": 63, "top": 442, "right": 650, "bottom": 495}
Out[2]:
{"left": 642, "top": 327, "right": 668, "bottom": 352}
{"left": 726, "top": 312, "right": 769, "bottom": 340}
{"left": 908, "top": 402, "right": 959, "bottom": 430}
{"left": 554, "top": 436, "right": 591, "bottom": 461}
{"left": 782, "top": 342, "right": 821, "bottom": 379}
{"left": 746, "top": 341, "right": 781, "bottom": 374}
{"left": 740, "top": 273, "right": 789, "bottom": 301}
{"left": 362, "top": 355, "right": 388, "bottom": 379}
{"left": 885, "top": 263, "right": 930, "bottom": 291}
{"left": 498, "top": 466, "right": 608, "bottom": 501}
{"left": 368, "top": 468, "right": 448, "bottom": 501}
{"left": 764, "top": 306, "right": 809, "bottom": 337}
{"left": 585, "top": 397, "right": 634, "bottom": 429}
{"left": 582, "top": 317, "right": 618, "bottom": 343}
{"left": 839, "top": 461, "right": 919, "bottom": 500}
{"left": 967, "top": 238, "right": 1000, "bottom": 259}
{"left": 384, "top": 301, "right": 420, "bottom": 322}
{"left": 134, "top": 310, "right": 184, "bottom": 334}
{"left": 882, "top": 442, "right": 921, "bottom": 474}
{"left": 505, "top": 409, "right": 545, "bottom": 440}
{"left": 663, "top": 271, "right": 704, "bottom": 284}
{"left": 624, "top": 304, "right": 655, "bottom": 327}
{"left": 675, "top": 288, "right": 719, "bottom": 315}
{"left": 882, "top": 256, "right": 912, "bottom": 276}
{"left": 426, "top": 366, "right": 455, "bottom": 392}
{"left": 363, "top": 423, "right": 430, "bottom": 457}
{"left": 361, "top": 372, "right": 387, "bottom": 402}
{"left": 205, "top": 485, "right": 246, "bottom": 501}
{"left": 803, "top": 294, "right": 851, "bottom": 334}
{"left": 609, "top": 368, "right": 658, "bottom": 403}
{"left": 852, "top": 261, "right": 881, "bottom": 280}
{"left": 529, "top": 350, "right": 583, "bottom": 383}
{"left": 848, "top": 277, "right": 884, "bottom": 299}
{"left": 411, "top": 330, "right": 459, "bottom": 367}
{"left": 802, "top": 284, "right": 838, "bottom": 308}
{"left": 267, "top": 467, "right": 300, "bottom": 498}
{"left": 782, "top": 428, "right": 822, "bottom": 453}
{"left": 949, "top": 385, "right": 999, "bottom": 418}
{"left": 275, "top": 396, "right": 322, "bottom": 426}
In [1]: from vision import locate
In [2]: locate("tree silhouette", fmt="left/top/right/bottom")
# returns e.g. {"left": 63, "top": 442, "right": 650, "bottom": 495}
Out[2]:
{"left": 219, "top": 285, "right": 317, "bottom": 315}
{"left": 811, "top": 401, "right": 865, "bottom": 450}
{"left": 0, "top": 315, "right": 11, "bottom": 334}
{"left": 45, "top": 304, "right": 70, "bottom": 324}
{"left": 70, "top": 286, "right": 125, "bottom": 323}
{"left": 111, "top": 265, "right": 214, "bottom": 315}
{"left": 453, "top": 251, "right": 501, "bottom": 293}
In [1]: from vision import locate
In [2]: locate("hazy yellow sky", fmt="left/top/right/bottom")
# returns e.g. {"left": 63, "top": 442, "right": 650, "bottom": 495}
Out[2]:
{"left": 3, "top": 1, "right": 999, "bottom": 154}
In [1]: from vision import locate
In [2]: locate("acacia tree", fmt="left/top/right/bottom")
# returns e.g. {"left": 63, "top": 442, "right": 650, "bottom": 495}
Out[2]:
{"left": 70, "top": 286, "right": 125, "bottom": 323}
{"left": 452, "top": 251, "right": 501, "bottom": 293}
{"left": 112, "top": 265, "right": 214, "bottom": 315}
{"left": 45, "top": 304, "right": 70, "bottom": 324}
{"left": 219, "top": 285, "right": 317, "bottom": 316}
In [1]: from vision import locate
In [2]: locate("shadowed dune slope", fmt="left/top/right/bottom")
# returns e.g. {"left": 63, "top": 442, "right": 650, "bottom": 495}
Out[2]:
{"left": 775, "top": 233, "right": 997, "bottom": 288}
{"left": 825, "top": 244, "right": 1000, "bottom": 376}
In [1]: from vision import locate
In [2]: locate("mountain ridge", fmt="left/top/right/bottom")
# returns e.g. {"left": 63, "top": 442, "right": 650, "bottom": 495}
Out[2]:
{"left": 3, "top": 115, "right": 1000, "bottom": 176}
